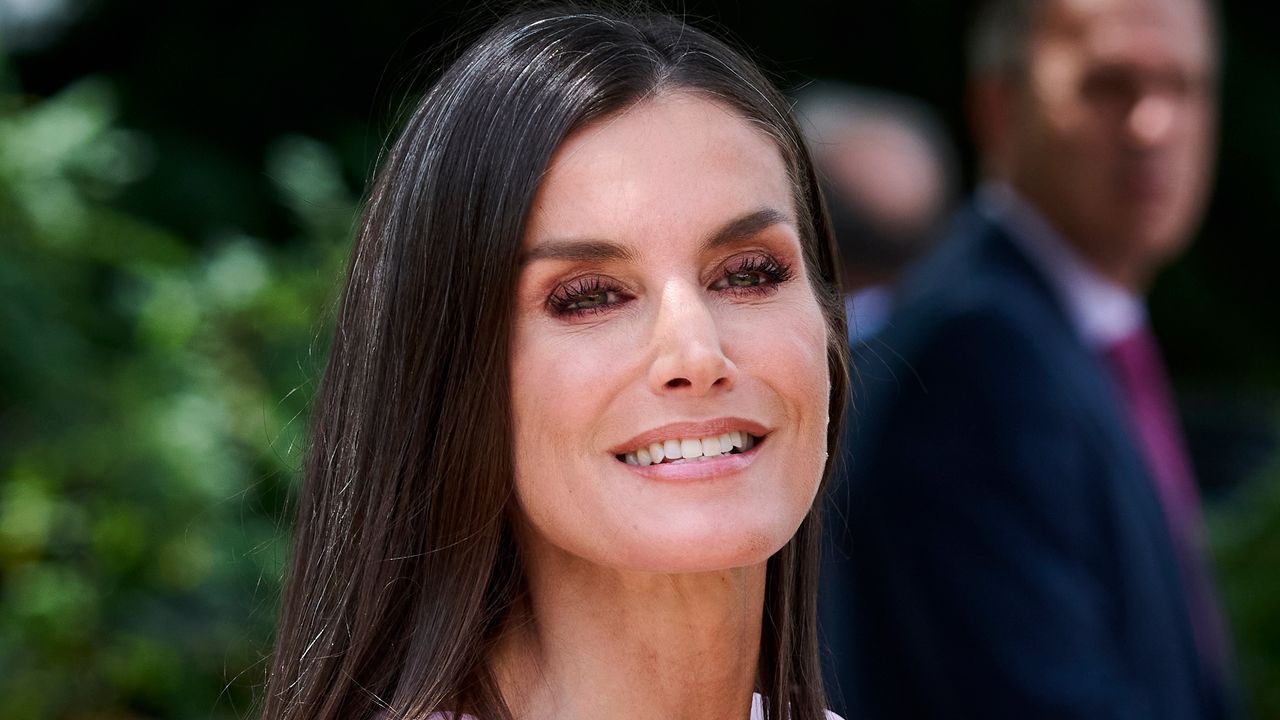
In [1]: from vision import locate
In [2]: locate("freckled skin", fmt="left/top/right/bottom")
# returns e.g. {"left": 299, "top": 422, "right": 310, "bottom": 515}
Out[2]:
{"left": 510, "top": 92, "right": 831, "bottom": 574}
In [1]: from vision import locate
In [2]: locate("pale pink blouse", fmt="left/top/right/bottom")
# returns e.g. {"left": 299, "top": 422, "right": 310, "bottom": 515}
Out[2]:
{"left": 423, "top": 693, "right": 845, "bottom": 719}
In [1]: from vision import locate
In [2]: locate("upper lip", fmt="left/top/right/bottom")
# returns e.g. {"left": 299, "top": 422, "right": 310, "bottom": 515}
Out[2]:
{"left": 609, "top": 417, "right": 770, "bottom": 455}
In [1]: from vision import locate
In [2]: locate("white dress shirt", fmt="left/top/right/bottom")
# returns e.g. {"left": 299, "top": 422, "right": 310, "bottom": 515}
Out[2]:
{"left": 976, "top": 182, "right": 1146, "bottom": 350}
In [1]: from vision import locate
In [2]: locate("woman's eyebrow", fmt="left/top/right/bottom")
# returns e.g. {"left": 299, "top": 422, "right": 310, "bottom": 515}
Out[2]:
{"left": 520, "top": 239, "right": 636, "bottom": 266}
{"left": 520, "top": 207, "right": 793, "bottom": 266}
{"left": 701, "top": 207, "right": 795, "bottom": 252}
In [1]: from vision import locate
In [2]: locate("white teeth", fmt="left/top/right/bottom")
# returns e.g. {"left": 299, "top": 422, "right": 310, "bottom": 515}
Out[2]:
{"left": 622, "top": 433, "right": 759, "bottom": 465}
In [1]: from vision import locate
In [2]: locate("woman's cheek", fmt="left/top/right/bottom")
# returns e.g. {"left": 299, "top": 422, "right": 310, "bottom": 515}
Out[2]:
{"left": 734, "top": 292, "right": 829, "bottom": 388}
{"left": 513, "top": 317, "right": 637, "bottom": 445}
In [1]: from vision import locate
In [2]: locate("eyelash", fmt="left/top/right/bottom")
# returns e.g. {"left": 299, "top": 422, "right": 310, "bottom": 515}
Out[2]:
{"left": 545, "top": 254, "right": 795, "bottom": 318}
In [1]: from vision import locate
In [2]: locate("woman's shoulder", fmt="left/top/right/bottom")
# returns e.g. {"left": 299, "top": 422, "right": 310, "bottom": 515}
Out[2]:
{"left": 418, "top": 698, "right": 842, "bottom": 720}
{"left": 748, "top": 693, "right": 846, "bottom": 720}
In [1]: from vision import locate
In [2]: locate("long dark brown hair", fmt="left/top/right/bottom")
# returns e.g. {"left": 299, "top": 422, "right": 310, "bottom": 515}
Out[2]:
{"left": 262, "top": 5, "right": 849, "bottom": 719}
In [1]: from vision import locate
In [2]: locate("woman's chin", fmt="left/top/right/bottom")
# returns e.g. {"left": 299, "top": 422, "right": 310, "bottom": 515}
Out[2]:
{"left": 518, "top": 474, "right": 817, "bottom": 574}
{"left": 607, "top": 523, "right": 796, "bottom": 574}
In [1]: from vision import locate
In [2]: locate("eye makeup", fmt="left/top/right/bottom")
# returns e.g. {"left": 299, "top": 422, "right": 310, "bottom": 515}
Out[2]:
{"left": 544, "top": 250, "right": 795, "bottom": 319}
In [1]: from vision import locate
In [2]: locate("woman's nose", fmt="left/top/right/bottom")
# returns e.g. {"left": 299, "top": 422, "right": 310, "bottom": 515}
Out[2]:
{"left": 647, "top": 280, "right": 738, "bottom": 395}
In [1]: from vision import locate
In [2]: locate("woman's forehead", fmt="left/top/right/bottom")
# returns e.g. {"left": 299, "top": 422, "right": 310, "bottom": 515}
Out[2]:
{"left": 523, "top": 91, "right": 796, "bottom": 251}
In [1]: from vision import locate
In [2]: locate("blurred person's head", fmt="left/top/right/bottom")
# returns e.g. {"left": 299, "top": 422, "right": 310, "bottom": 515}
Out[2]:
{"left": 968, "top": 0, "right": 1218, "bottom": 291}
{"left": 264, "top": 7, "right": 848, "bottom": 720}
{"left": 796, "top": 84, "right": 959, "bottom": 292}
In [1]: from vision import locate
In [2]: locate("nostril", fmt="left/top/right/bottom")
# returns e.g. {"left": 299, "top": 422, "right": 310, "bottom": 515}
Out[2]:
{"left": 666, "top": 377, "right": 692, "bottom": 388}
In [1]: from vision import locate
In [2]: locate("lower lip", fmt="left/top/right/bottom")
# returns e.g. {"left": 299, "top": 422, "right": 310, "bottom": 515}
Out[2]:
{"left": 617, "top": 440, "right": 764, "bottom": 482}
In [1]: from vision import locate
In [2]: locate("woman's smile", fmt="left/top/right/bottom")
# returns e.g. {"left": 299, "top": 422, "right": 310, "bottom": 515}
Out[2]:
{"left": 610, "top": 417, "right": 769, "bottom": 480}
{"left": 617, "top": 432, "right": 758, "bottom": 466}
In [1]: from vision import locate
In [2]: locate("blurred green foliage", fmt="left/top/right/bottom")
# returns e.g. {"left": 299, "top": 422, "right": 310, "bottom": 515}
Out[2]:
{"left": 1211, "top": 464, "right": 1280, "bottom": 719}
{"left": 0, "top": 61, "right": 353, "bottom": 718}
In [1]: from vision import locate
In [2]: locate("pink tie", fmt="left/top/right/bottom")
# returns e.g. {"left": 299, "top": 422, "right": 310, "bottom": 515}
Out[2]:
{"left": 1103, "top": 327, "right": 1229, "bottom": 674}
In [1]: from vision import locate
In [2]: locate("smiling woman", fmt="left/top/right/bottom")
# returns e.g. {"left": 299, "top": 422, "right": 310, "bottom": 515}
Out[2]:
{"left": 262, "top": 6, "right": 848, "bottom": 720}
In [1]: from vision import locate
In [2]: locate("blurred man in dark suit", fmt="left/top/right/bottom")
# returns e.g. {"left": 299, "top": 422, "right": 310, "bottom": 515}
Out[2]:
{"left": 821, "top": 0, "right": 1237, "bottom": 718}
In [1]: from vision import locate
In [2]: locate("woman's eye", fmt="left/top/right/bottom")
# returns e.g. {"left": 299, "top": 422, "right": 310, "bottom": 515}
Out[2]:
{"left": 713, "top": 254, "right": 794, "bottom": 294}
{"left": 725, "top": 270, "right": 766, "bottom": 288}
{"left": 547, "top": 278, "right": 628, "bottom": 317}
{"left": 567, "top": 289, "right": 616, "bottom": 310}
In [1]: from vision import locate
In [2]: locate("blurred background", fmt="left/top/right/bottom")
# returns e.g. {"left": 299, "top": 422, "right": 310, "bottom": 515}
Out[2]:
{"left": 0, "top": 0, "right": 1275, "bottom": 718}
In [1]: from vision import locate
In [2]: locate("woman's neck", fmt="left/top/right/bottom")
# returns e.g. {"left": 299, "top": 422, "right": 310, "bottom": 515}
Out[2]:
{"left": 491, "top": 543, "right": 766, "bottom": 720}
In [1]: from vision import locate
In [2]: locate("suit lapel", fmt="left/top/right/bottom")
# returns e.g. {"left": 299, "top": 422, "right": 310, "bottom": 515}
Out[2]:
{"left": 975, "top": 214, "right": 1212, "bottom": 702}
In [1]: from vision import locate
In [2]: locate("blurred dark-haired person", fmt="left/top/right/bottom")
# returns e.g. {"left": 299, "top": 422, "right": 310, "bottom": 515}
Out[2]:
{"left": 794, "top": 83, "right": 958, "bottom": 344}
{"left": 826, "top": 0, "right": 1238, "bottom": 718}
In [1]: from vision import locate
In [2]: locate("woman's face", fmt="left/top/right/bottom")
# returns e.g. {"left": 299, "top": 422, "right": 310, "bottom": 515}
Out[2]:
{"left": 510, "top": 92, "right": 831, "bottom": 573}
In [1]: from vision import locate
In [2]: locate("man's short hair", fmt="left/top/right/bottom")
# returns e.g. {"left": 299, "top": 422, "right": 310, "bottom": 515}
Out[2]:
{"left": 967, "top": 0, "right": 1220, "bottom": 79}
{"left": 966, "top": 0, "right": 1045, "bottom": 77}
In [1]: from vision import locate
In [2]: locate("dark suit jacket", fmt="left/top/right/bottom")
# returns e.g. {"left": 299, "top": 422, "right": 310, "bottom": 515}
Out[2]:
{"left": 819, "top": 205, "right": 1233, "bottom": 719}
